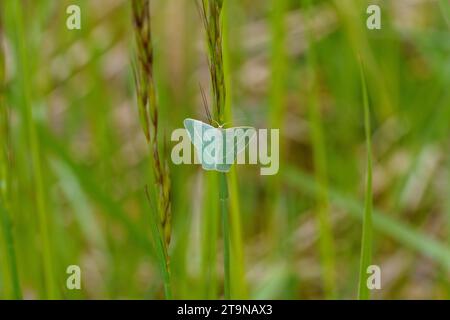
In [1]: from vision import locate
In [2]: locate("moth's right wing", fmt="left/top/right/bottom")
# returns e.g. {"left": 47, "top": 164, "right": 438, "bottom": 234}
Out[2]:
{"left": 213, "top": 127, "right": 256, "bottom": 172}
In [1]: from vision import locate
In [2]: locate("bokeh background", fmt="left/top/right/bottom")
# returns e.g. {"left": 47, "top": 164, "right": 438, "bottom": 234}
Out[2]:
{"left": 0, "top": 0, "right": 449, "bottom": 299}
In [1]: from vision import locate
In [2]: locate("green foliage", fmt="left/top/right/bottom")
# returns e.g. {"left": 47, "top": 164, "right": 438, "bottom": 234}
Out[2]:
{"left": 0, "top": 0, "right": 448, "bottom": 299}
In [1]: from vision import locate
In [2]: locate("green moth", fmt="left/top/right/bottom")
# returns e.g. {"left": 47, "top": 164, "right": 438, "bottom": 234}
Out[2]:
{"left": 183, "top": 118, "right": 256, "bottom": 172}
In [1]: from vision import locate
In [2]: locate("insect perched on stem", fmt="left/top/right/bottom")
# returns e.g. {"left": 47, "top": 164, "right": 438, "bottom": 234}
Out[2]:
{"left": 185, "top": 86, "right": 255, "bottom": 173}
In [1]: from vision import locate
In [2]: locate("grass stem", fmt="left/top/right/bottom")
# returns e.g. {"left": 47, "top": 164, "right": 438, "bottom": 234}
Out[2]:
{"left": 438, "top": 0, "right": 450, "bottom": 28}
{"left": 0, "top": 6, "right": 22, "bottom": 299}
{"left": 8, "top": 0, "right": 58, "bottom": 299}
{"left": 219, "top": 172, "right": 230, "bottom": 299}
{"left": 303, "top": 0, "right": 336, "bottom": 298}
{"left": 266, "top": 0, "right": 288, "bottom": 246}
{"left": 201, "top": 172, "right": 219, "bottom": 298}
{"left": 200, "top": 0, "right": 232, "bottom": 298}
{"left": 285, "top": 168, "right": 450, "bottom": 270}
{"left": 357, "top": 58, "right": 373, "bottom": 300}
{"left": 0, "top": 204, "right": 22, "bottom": 299}
{"left": 132, "top": 0, "right": 172, "bottom": 298}
{"left": 222, "top": 0, "right": 247, "bottom": 298}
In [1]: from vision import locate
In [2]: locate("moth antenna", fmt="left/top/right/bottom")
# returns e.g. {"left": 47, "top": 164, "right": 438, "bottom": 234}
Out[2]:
{"left": 220, "top": 121, "right": 233, "bottom": 128}
{"left": 211, "top": 119, "right": 222, "bottom": 128}
{"left": 199, "top": 84, "right": 212, "bottom": 125}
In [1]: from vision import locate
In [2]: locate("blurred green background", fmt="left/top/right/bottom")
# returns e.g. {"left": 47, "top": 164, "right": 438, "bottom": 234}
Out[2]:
{"left": 0, "top": 0, "right": 449, "bottom": 299}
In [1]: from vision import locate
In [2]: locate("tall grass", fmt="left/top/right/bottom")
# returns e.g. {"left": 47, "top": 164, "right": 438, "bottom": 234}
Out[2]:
{"left": 200, "top": 172, "right": 220, "bottom": 298}
{"left": 132, "top": 0, "right": 172, "bottom": 299}
{"left": 438, "top": 0, "right": 450, "bottom": 27}
{"left": 357, "top": 58, "right": 373, "bottom": 300}
{"left": 200, "top": 0, "right": 232, "bottom": 299}
{"left": 219, "top": 171, "right": 230, "bottom": 299}
{"left": 200, "top": 0, "right": 226, "bottom": 124}
{"left": 266, "top": 0, "right": 288, "bottom": 247}
{"left": 0, "top": 0, "right": 448, "bottom": 300}
{"left": 332, "top": 0, "right": 393, "bottom": 118}
{"left": 6, "top": 1, "right": 59, "bottom": 299}
{"left": 0, "top": 11, "right": 21, "bottom": 299}
{"left": 222, "top": 0, "right": 247, "bottom": 299}
{"left": 285, "top": 168, "right": 450, "bottom": 269}
{"left": 0, "top": 204, "right": 21, "bottom": 299}
{"left": 302, "top": 0, "right": 336, "bottom": 298}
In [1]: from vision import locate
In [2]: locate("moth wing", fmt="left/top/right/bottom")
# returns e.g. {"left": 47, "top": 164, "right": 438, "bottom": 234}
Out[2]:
{"left": 201, "top": 126, "right": 222, "bottom": 171}
{"left": 214, "top": 127, "right": 255, "bottom": 172}
{"left": 214, "top": 132, "right": 232, "bottom": 173}
{"left": 183, "top": 118, "right": 216, "bottom": 170}
{"left": 224, "top": 126, "right": 256, "bottom": 159}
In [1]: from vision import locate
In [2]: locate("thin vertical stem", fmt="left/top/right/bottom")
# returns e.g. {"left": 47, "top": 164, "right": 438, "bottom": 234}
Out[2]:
{"left": 447, "top": 148, "right": 450, "bottom": 298}
{"left": 302, "top": 0, "right": 336, "bottom": 298}
{"left": 357, "top": 58, "right": 373, "bottom": 300}
{"left": 201, "top": 0, "right": 231, "bottom": 299}
{"left": 0, "top": 204, "right": 22, "bottom": 299}
{"left": 8, "top": 0, "right": 58, "bottom": 299}
{"left": 0, "top": 5, "right": 21, "bottom": 299}
{"left": 222, "top": 0, "right": 247, "bottom": 298}
{"left": 269, "top": 0, "right": 287, "bottom": 129}
{"left": 201, "top": 172, "right": 219, "bottom": 298}
{"left": 438, "top": 0, "right": 450, "bottom": 28}
{"left": 219, "top": 172, "right": 230, "bottom": 299}
{"left": 132, "top": 0, "right": 172, "bottom": 299}
{"left": 266, "top": 0, "right": 288, "bottom": 245}
{"left": 145, "top": 185, "right": 172, "bottom": 299}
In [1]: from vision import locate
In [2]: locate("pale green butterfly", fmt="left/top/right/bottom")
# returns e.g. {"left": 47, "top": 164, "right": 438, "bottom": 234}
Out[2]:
{"left": 183, "top": 118, "right": 256, "bottom": 172}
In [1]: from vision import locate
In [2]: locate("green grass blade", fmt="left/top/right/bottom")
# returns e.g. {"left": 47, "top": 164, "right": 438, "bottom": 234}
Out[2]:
{"left": 0, "top": 3, "right": 21, "bottom": 299}
{"left": 6, "top": 1, "right": 59, "bottom": 299}
{"left": 269, "top": 0, "right": 288, "bottom": 129}
{"left": 0, "top": 203, "right": 22, "bottom": 299}
{"left": 145, "top": 183, "right": 172, "bottom": 299}
{"left": 201, "top": 172, "right": 219, "bottom": 299}
{"left": 201, "top": 0, "right": 233, "bottom": 299}
{"left": 285, "top": 168, "right": 450, "bottom": 270}
{"left": 39, "top": 126, "right": 152, "bottom": 252}
{"left": 131, "top": 0, "right": 172, "bottom": 298}
{"left": 303, "top": 0, "right": 336, "bottom": 298}
{"left": 438, "top": 0, "right": 450, "bottom": 27}
{"left": 219, "top": 172, "right": 230, "bottom": 299}
{"left": 266, "top": 0, "right": 288, "bottom": 240}
{"left": 222, "top": 0, "right": 247, "bottom": 299}
{"left": 357, "top": 58, "right": 373, "bottom": 300}
{"left": 50, "top": 159, "right": 106, "bottom": 249}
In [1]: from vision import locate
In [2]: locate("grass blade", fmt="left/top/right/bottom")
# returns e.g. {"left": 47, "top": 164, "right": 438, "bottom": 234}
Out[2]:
{"left": 200, "top": 0, "right": 235, "bottom": 299}
{"left": 219, "top": 172, "right": 230, "bottom": 299}
{"left": 222, "top": 0, "right": 247, "bottom": 299}
{"left": 285, "top": 168, "right": 450, "bottom": 270}
{"left": 357, "top": 58, "right": 373, "bottom": 300}
{"left": 0, "top": 203, "right": 22, "bottom": 299}
{"left": 264, "top": 0, "right": 288, "bottom": 251}
{"left": 145, "top": 184, "right": 172, "bottom": 299}
{"left": 132, "top": 0, "right": 172, "bottom": 298}
{"left": 201, "top": 172, "right": 219, "bottom": 298}
{"left": 0, "top": 4, "right": 22, "bottom": 299}
{"left": 6, "top": 1, "right": 59, "bottom": 299}
{"left": 438, "top": 0, "right": 450, "bottom": 28}
{"left": 39, "top": 126, "right": 152, "bottom": 251}
{"left": 302, "top": 0, "right": 336, "bottom": 298}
